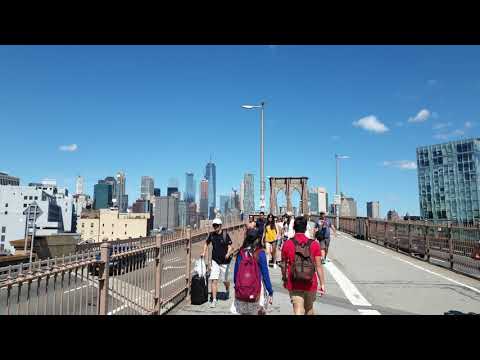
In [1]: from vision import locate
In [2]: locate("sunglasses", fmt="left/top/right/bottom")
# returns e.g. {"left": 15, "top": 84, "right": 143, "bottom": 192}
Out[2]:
{"left": 212, "top": 224, "right": 220, "bottom": 228}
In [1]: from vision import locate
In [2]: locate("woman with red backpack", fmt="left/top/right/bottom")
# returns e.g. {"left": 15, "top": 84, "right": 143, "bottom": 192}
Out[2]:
{"left": 231, "top": 228, "right": 273, "bottom": 315}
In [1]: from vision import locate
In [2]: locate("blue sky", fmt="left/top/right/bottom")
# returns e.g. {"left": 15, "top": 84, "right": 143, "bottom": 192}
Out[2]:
{"left": 1, "top": 45, "right": 479, "bottom": 217}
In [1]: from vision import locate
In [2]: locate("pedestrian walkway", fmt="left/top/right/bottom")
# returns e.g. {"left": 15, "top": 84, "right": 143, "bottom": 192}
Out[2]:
{"left": 172, "top": 243, "right": 368, "bottom": 315}
{"left": 172, "top": 230, "right": 480, "bottom": 315}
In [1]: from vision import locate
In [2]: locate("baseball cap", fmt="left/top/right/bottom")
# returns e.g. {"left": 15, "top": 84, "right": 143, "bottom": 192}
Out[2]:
{"left": 212, "top": 218, "right": 222, "bottom": 225}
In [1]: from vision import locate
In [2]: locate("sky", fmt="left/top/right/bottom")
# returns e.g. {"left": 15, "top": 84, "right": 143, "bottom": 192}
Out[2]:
{"left": 1, "top": 45, "right": 479, "bottom": 217}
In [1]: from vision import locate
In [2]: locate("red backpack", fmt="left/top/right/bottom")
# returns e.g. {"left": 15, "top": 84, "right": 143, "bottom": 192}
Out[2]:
{"left": 235, "top": 248, "right": 262, "bottom": 302}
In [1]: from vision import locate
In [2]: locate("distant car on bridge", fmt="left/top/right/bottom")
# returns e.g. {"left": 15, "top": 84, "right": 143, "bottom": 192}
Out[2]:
{"left": 88, "top": 244, "right": 147, "bottom": 277}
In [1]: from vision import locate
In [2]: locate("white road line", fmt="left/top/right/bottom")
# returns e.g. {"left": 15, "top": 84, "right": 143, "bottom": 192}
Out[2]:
{"left": 160, "top": 274, "right": 186, "bottom": 289}
{"left": 63, "top": 284, "right": 89, "bottom": 294}
{"left": 163, "top": 266, "right": 186, "bottom": 270}
{"left": 337, "top": 233, "right": 480, "bottom": 295}
{"left": 108, "top": 304, "right": 128, "bottom": 315}
{"left": 392, "top": 256, "right": 480, "bottom": 295}
{"left": 324, "top": 261, "right": 372, "bottom": 307}
{"left": 358, "top": 309, "right": 381, "bottom": 315}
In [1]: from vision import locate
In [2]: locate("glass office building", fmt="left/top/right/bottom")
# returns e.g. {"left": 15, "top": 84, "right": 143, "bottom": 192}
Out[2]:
{"left": 416, "top": 138, "right": 480, "bottom": 224}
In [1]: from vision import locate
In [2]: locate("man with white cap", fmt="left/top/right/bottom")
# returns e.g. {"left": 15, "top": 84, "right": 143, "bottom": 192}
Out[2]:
{"left": 202, "top": 217, "right": 234, "bottom": 308}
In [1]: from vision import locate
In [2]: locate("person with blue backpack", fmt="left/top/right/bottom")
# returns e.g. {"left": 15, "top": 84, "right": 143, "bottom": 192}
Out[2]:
{"left": 232, "top": 228, "right": 273, "bottom": 315}
{"left": 315, "top": 212, "right": 336, "bottom": 264}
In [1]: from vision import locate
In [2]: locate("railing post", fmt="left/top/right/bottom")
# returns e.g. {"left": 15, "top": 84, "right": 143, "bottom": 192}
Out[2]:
{"left": 185, "top": 226, "right": 192, "bottom": 293}
{"left": 425, "top": 225, "right": 430, "bottom": 262}
{"left": 154, "top": 235, "right": 164, "bottom": 315}
{"left": 448, "top": 225, "right": 453, "bottom": 270}
{"left": 383, "top": 222, "right": 387, "bottom": 247}
{"left": 394, "top": 222, "right": 398, "bottom": 251}
{"left": 408, "top": 223, "right": 412, "bottom": 254}
{"left": 97, "top": 241, "right": 111, "bottom": 315}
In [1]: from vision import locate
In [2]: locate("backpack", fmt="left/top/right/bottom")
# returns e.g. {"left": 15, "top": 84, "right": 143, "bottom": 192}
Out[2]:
{"left": 290, "top": 238, "right": 315, "bottom": 283}
{"left": 235, "top": 248, "right": 262, "bottom": 303}
{"left": 315, "top": 220, "right": 329, "bottom": 241}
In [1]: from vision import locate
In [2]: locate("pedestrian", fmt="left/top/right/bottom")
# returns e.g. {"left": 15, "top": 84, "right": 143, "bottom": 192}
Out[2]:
{"left": 264, "top": 214, "right": 279, "bottom": 269}
{"left": 201, "top": 218, "right": 234, "bottom": 308}
{"left": 285, "top": 211, "right": 295, "bottom": 239}
{"left": 232, "top": 228, "right": 273, "bottom": 315}
{"left": 280, "top": 216, "right": 326, "bottom": 315}
{"left": 315, "top": 212, "right": 336, "bottom": 264}
{"left": 256, "top": 211, "right": 266, "bottom": 246}
{"left": 247, "top": 215, "right": 256, "bottom": 230}
{"left": 275, "top": 216, "right": 284, "bottom": 263}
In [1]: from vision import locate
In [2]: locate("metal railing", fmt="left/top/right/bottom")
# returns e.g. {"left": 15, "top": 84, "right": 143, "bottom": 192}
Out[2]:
{"left": 328, "top": 216, "right": 480, "bottom": 280}
{"left": 0, "top": 220, "right": 247, "bottom": 315}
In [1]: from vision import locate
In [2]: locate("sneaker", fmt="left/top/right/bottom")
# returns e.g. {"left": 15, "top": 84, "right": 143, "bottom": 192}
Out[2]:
{"left": 209, "top": 299, "right": 217, "bottom": 308}
{"left": 273, "top": 263, "right": 278, "bottom": 270}
{"left": 321, "top": 258, "right": 326, "bottom": 265}
{"left": 224, "top": 292, "right": 229, "bottom": 301}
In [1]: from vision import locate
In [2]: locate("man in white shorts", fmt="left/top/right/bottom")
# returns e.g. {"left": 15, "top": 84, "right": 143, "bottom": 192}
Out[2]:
{"left": 202, "top": 218, "right": 233, "bottom": 308}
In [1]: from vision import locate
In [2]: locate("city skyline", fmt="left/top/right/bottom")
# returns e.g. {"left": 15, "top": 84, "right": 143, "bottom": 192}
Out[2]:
{"left": 2, "top": 46, "right": 480, "bottom": 216}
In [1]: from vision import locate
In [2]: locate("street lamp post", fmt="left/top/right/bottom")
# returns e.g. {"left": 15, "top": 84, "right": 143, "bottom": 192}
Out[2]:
{"left": 335, "top": 154, "right": 350, "bottom": 230}
{"left": 242, "top": 102, "right": 266, "bottom": 212}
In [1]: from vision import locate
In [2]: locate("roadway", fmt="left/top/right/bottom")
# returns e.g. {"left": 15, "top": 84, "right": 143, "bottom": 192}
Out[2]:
{"left": 0, "top": 245, "right": 188, "bottom": 315}
{"left": 173, "top": 231, "right": 480, "bottom": 315}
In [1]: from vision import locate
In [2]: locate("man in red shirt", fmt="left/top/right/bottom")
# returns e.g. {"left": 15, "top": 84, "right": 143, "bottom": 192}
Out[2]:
{"left": 281, "top": 216, "right": 326, "bottom": 315}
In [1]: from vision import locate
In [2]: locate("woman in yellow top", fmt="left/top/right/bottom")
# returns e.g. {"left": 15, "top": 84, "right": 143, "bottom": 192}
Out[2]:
{"left": 264, "top": 214, "right": 278, "bottom": 269}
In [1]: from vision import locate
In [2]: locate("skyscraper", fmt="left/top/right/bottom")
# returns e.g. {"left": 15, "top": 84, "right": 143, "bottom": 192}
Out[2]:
{"left": 205, "top": 161, "right": 216, "bottom": 219}
{"left": 239, "top": 181, "right": 245, "bottom": 212}
{"left": 200, "top": 178, "right": 209, "bottom": 219}
{"left": 103, "top": 176, "right": 117, "bottom": 198}
{"left": 417, "top": 138, "right": 480, "bottom": 224}
{"left": 387, "top": 209, "right": 400, "bottom": 221}
{"left": 231, "top": 189, "right": 240, "bottom": 211}
{"left": 187, "top": 202, "right": 197, "bottom": 227}
{"left": 141, "top": 176, "right": 154, "bottom": 200}
{"left": 0, "top": 172, "right": 20, "bottom": 186}
{"left": 94, "top": 183, "right": 113, "bottom": 210}
{"left": 116, "top": 171, "right": 127, "bottom": 212}
{"left": 185, "top": 172, "right": 195, "bottom": 203}
{"left": 178, "top": 200, "right": 187, "bottom": 228}
{"left": 167, "top": 187, "right": 179, "bottom": 197}
{"left": 340, "top": 194, "right": 357, "bottom": 217}
{"left": 310, "top": 187, "right": 328, "bottom": 214}
{"left": 309, "top": 192, "right": 319, "bottom": 214}
{"left": 367, "top": 201, "right": 380, "bottom": 219}
{"left": 154, "top": 196, "right": 178, "bottom": 230}
{"left": 243, "top": 173, "right": 255, "bottom": 215}
{"left": 154, "top": 188, "right": 161, "bottom": 197}
{"left": 75, "top": 176, "right": 85, "bottom": 195}
{"left": 220, "top": 195, "right": 230, "bottom": 214}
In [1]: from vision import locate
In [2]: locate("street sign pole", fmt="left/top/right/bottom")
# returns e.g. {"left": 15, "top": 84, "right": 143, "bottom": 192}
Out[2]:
{"left": 29, "top": 205, "right": 38, "bottom": 264}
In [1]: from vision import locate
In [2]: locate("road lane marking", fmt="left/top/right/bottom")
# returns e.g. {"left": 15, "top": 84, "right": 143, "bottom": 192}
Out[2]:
{"left": 358, "top": 309, "right": 381, "bottom": 315}
{"left": 324, "top": 261, "right": 372, "bottom": 307}
{"left": 160, "top": 274, "right": 186, "bottom": 289}
{"left": 392, "top": 256, "right": 480, "bottom": 295}
{"left": 337, "top": 233, "right": 480, "bottom": 295}
{"left": 63, "top": 284, "right": 89, "bottom": 294}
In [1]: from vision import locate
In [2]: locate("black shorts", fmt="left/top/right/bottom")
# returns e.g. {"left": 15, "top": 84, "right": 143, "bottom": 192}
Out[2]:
{"left": 319, "top": 237, "right": 330, "bottom": 249}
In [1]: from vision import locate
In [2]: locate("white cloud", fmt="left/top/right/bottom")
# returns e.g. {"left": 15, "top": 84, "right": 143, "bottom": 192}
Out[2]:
{"left": 353, "top": 115, "right": 389, "bottom": 134}
{"left": 331, "top": 135, "right": 340, "bottom": 141}
{"left": 465, "top": 121, "right": 473, "bottom": 128}
{"left": 432, "top": 122, "right": 452, "bottom": 130}
{"left": 59, "top": 144, "right": 78, "bottom": 152}
{"left": 427, "top": 79, "right": 437, "bottom": 86}
{"left": 383, "top": 160, "right": 417, "bottom": 170}
{"left": 433, "top": 129, "right": 465, "bottom": 141}
{"left": 395, "top": 122, "right": 404, "bottom": 127}
{"left": 408, "top": 109, "right": 431, "bottom": 123}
